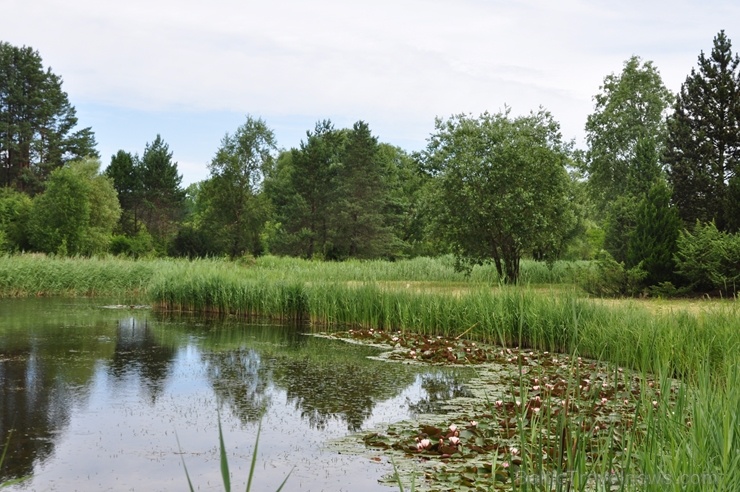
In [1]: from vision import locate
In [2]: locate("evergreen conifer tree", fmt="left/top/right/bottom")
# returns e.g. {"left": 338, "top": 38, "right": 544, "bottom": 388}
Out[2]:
{"left": 665, "top": 30, "right": 740, "bottom": 231}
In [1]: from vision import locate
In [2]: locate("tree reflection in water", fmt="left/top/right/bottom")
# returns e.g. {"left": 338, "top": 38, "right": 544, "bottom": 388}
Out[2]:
{"left": 406, "top": 373, "right": 475, "bottom": 415}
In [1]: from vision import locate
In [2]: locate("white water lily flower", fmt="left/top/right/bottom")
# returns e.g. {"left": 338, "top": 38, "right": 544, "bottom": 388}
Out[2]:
{"left": 448, "top": 424, "right": 458, "bottom": 433}
{"left": 449, "top": 436, "right": 460, "bottom": 446}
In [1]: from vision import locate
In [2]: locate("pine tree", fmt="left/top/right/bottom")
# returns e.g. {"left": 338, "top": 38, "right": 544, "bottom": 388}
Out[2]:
{"left": 277, "top": 120, "right": 343, "bottom": 258}
{"left": 105, "top": 150, "right": 143, "bottom": 235}
{"left": 627, "top": 180, "right": 681, "bottom": 286}
{"left": 139, "top": 135, "right": 185, "bottom": 246}
{"left": 331, "top": 121, "right": 394, "bottom": 259}
{"left": 0, "top": 42, "right": 98, "bottom": 193}
{"left": 664, "top": 30, "right": 740, "bottom": 231}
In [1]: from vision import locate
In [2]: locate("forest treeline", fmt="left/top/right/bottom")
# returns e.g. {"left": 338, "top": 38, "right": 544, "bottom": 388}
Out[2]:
{"left": 1, "top": 32, "right": 739, "bottom": 294}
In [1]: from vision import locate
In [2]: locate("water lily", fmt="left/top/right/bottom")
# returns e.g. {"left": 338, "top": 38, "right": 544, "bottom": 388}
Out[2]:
{"left": 448, "top": 424, "right": 458, "bottom": 433}
{"left": 495, "top": 400, "right": 503, "bottom": 408}
{"left": 449, "top": 436, "right": 460, "bottom": 446}
{"left": 469, "top": 420, "right": 478, "bottom": 428}
{"left": 510, "top": 447, "right": 519, "bottom": 455}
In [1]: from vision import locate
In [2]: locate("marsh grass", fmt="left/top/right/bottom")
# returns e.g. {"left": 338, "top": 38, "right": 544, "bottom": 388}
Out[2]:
{"left": 0, "top": 254, "right": 155, "bottom": 297}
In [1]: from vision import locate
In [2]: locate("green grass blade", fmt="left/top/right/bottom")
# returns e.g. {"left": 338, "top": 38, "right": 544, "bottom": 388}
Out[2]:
{"left": 390, "top": 456, "right": 405, "bottom": 492}
{"left": 274, "top": 467, "right": 294, "bottom": 492}
{"left": 174, "top": 432, "right": 196, "bottom": 492}
{"left": 218, "top": 416, "right": 231, "bottom": 492}
{"left": 245, "top": 420, "right": 261, "bottom": 492}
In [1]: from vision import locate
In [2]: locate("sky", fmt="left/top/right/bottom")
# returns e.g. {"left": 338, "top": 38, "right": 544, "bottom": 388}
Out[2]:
{"left": 5, "top": 0, "right": 739, "bottom": 185}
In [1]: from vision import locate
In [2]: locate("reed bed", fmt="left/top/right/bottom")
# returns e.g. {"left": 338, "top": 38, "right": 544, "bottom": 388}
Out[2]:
{"left": 0, "top": 254, "right": 156, "bottom": 297}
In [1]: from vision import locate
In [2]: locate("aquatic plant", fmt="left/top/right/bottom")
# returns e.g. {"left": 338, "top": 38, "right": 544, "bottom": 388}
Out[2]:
{"left": 178, "top": 417, "right": 292, "bottom": 492}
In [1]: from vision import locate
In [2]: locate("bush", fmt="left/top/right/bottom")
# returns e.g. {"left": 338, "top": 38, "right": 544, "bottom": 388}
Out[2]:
{"left": 578, "top": 250, "right": 647, "bottom": 297}
{"left": 110, "top": 230, "right": 154, "bottom": 258}
{"left": 675, "top": 221, "right": 740, "bottom": 294}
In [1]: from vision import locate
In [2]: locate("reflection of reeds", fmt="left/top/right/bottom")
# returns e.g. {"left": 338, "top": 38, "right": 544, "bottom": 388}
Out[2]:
{"left": 0, "top": 430, "right": 29, "bottom": 487}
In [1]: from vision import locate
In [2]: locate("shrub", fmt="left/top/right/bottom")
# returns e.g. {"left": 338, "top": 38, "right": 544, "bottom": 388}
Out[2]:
{"left": 578, "top": 250, "right": 647, "bottom": 297}
{"left": 675, "top": 221, "right": 740, "bottom": 293}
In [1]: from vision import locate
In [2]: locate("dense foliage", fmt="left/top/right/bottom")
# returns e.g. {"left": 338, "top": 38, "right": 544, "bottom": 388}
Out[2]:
{"left": 424, "top": 109, "right": 575, "bottom": 283}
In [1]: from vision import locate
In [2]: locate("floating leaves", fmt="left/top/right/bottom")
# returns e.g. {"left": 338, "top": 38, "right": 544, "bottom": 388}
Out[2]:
{"left": 337, "top": 328, "right": 686, "bottom": 491}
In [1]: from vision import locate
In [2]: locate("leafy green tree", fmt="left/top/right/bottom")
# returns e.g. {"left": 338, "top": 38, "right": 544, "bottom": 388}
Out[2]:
{"left": 665, "top": 30, "right": 740, "bottom": 231}
{"left": 27, "top": 157, "right": 120, "bottom": 255}
{"left": 0, "top": 42, "right": 98, "bottom": 193}
{"left": 424, "top": 109, "right": 575, "bottom": 284}
{"left": 199, "top": 116, "right": 276, "bottom": 257}
{"left": 138, "top": 135, "right": 185, "bottom": 249}
{"left": 585, "top": 56, "right": 673, "bottom": 210}
{"left": 0, "top": 186, "right": 32, "bottom": 251}
{"left": 626, "top": 180, "right": 682, "bottom": 286}
{"left": 377, "top": 144, "right": 434, "bottom": 257}
{"left": 105, "top": 150, "right": 143, "bottom": 235}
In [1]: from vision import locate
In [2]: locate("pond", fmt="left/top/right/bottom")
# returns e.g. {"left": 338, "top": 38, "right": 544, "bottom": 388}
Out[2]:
{"left": 0, "top": 297, "right": 475, "bottom": 491}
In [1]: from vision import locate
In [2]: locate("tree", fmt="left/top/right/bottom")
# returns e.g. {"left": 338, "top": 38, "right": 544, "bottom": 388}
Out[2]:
{"left": 138, "top": 135, "right": 185, "bottom": 248}
{"left": 424, "top": 109, "right": 575, "bottom": 284}
{"left": 199, "top": 116, "right": 276, "bottom": 257}
{"left": 0, "top": 42, "right": 98, "bottom": 193}
{"left": 105, "top": 150, "right": 143, "bottom": 235}
{"left": 626, "top": 180, "right": 681, "bottom": 286}
{"left": 265, "top": 120, "right": 344, "bottom": 258}
{"left": 27, "top": 157, "right": 121, "bottom": 255}
{"left": 330, "top": 121, "right": 394, "bottom": 259}
{"left": 585, "top": 56, "right": 674, "bottom": 209}
{"left": 665, "top": 30, "right": 740, "bottom": 231}
{"left": 377, "top": 144, "right": 434, "bottom": 257}
{"left": 0, "top": 186, "right": 32, "bottom": 251}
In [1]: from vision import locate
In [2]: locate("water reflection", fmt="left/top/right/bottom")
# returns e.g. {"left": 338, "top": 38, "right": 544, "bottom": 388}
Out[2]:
{"left": 204, "top": 348, "right": 273, "bottom": 423}
{"left": 407, "top": 373, "right": 475, "bottom": 415}
{"left": 109, "top": 317, "right": 176, "bottom": 404}
{"left": 0, "top": 298, "right": 473, "bottom": 490}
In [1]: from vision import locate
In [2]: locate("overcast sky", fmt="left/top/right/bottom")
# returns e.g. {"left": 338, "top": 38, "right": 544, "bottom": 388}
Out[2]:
{"left": 5, "top": 0, "right": 739, "bottom": 185}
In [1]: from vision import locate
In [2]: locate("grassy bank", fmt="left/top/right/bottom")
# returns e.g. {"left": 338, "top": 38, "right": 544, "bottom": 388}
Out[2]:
{"left": 1, "top": 253, "right": 738, "bottom": 489}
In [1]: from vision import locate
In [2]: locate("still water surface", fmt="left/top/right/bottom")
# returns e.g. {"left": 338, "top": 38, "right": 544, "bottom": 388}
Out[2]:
{"left": 0, "top": 298, "right": 472, "bottom": 491}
